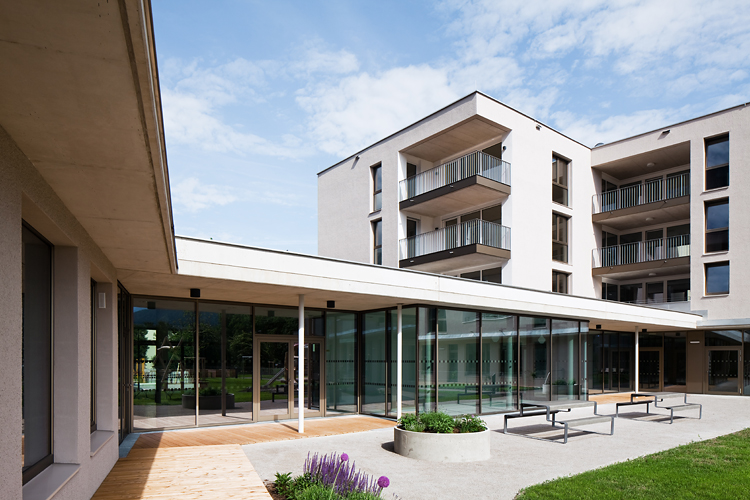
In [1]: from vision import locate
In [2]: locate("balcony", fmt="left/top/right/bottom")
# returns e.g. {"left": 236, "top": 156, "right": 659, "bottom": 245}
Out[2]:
{"left": 593, "top": 235, "right": 690, "bottom": 279}
{"left": 399, "top": 151, "right": 511, "bottom": 217}
{"left": 399, "top": 220, "right": 510, "bottom": 273}
{"left": 592, "top": 173, "right": 689, "bottom": 230}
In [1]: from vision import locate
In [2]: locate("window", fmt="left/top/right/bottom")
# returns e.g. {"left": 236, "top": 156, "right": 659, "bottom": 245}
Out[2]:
{"left": 705, "top": 261, "right": 729, "bottom": 295}
{"left": 705, "top": 199, "right": 728, "bottom": 252}
{"left": 22, "top": 223, "right": 53, "bottom": 483}
{"left": 91, "top": 279, "right": 97, "bottom": 433}
{"left": 552, "top": 155, "right": 569, "bottom": 206}
{"left": 552, "top": 271, "right": 569, "bottom": 293}
{"left": 372, "top": 219, "right": 382, "bottom": 265}
{"left": 646, "top": 282, "right": 664, "bottom": 304}
{"left": 705, "top": 135, "right": 729, "bottom": 190}
{"left": 602, "top": 282, "right": 618, "bottom": 301}
{"left": 460, "top": 266, "right": 502, "bottom": 284}
{"left": 372, "top": 164, "right": 382, "bottom": 212}
{"left": 552, "top": 213, "right": 569, "bottom": 263}
{"left": 620, "top": 283, "right": 643, "bottom": 303}
{"left": 667, "top": 279, "right": 690, "bottom": 302}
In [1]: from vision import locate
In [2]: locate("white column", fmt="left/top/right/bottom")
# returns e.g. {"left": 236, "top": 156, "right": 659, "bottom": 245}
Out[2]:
{"left": 298, "top": 294, "right": 305, "bottom": 433}
{"left": 634, "top": 327, "right": 640, "bottom": 392}
{"left": 397, "top": 304, "right": 403, "bottom": 419}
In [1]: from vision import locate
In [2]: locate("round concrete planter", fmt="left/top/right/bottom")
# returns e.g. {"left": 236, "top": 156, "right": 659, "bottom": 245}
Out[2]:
{"left": 393, "top": 427, "right": 491, "bottom": 462}
{"left": 181, "top": 393, "right": 235, "bottom": 410}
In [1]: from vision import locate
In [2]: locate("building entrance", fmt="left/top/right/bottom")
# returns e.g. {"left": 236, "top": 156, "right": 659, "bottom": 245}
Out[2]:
{"left": 639, "top": 348, "right": 662, "bottom": 391}
{"left": 706, "top": 348, "right": 742, "bottom": 395}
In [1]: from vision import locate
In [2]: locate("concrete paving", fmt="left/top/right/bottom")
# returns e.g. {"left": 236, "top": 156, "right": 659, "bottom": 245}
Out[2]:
{"left": 242, "top": 395, "right": 750, "bottom": 499}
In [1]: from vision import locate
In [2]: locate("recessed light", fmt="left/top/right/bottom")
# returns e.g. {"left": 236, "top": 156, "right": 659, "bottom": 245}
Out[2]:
{"left": 648, "top": 272, "right": 657, "bottom": 276}
{"left": 645, "top": 217, "right": 654, "bottom": 221}
{"left": 646, "top": 162, "right": 655, "bottom": 168}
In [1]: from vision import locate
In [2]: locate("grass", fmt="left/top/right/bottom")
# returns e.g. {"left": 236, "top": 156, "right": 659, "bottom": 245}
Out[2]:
{"left": 516, "top": 428, "right": 750, "bottom": 500}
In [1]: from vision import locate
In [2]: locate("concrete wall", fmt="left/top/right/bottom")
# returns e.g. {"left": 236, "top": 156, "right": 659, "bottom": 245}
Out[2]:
{"left": 593, "top": 104, "right": 750, "bottom": 324}
{"left": 0, "top": 125, "right": 119, "bottom": 500}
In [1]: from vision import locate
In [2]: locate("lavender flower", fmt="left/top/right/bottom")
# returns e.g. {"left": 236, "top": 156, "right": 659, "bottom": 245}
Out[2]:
{"left": 304, "top": 451, "right": 390, "bottom": 497}
{"left": 378, "top": 476, "right": 390, "bottom": 488}
{"left": 341, "top": 453, "right": 349, "bottom": 462}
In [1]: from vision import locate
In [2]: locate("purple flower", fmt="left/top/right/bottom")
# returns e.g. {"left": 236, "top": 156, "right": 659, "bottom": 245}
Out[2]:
{"left": 341, "top": 453, "right": 349, "bottom": 462}
{"left": 378, "top": 476, "right": 390, "bottom": 488}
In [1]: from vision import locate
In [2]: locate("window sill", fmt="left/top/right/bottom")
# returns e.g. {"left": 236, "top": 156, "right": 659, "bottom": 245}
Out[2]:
{"left": 703, "top": 250, "right": 729, "bottom": 257}
{"left": 23, "top": 463, "right": 80, "bottom": 500}
{"left": 368, "top": 210, "right": 381, "bottom": 217}
{"left": 704, "top": 293, "right": 729, "bottom": 298}
{"left": 90, "top": 430, "right": 115, "bottom": 457}
{"left": 702, "top": 186, "right": 729, "bottom": 194}
{"left": 551, "top": 201, "right": 571, "bottom": 209}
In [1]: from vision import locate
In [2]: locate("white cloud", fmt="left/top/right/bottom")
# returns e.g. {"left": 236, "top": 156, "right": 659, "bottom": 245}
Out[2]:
{"left": 171, "top": 177, "right": 238, "bottom": 213}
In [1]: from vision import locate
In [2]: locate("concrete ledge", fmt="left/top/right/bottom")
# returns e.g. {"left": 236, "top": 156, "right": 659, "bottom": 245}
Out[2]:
{"left": 393, "top": 427, "right": 490, "bottom": 462}
{"left": 23, "top": 463, "right": 80, "bottom": 500}
{"left": 90, "top": 430, "right": 115, "bottom": 457}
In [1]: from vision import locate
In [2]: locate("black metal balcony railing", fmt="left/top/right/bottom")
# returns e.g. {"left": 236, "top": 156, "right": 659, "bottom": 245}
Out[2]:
{"left": 593, "top": 235, "right": 690, "bottom": 268}
{"left": 398, "top": 151, "right": 510, "bottom": 201}
{"left": 592, "top": 172, "right": 689, "bottom": 214}
{"left": 399, "top": 220, "right": 511, "bottom": 260}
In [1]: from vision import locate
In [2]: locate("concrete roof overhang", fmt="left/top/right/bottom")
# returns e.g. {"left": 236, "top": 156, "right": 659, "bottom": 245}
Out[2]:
{"left": 118, "top": 237, "right": 702, "bottom": 334}
{"left": 401, "top": 116, "right": 509, "bottom": 163}
{"left": 592, "top": 141, "right": 691, "bottom": 180}
{"left": 0, "top": 0, "right": 176, "bottom": 274}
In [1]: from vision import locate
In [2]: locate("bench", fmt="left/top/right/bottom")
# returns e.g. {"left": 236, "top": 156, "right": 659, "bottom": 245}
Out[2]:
{"left": 553, "top": 415, "right": 614, "bottom": 444}
{"left": 617, "top": 392, "right": 702, "bottom": 424}
{"left": 660, "top": 403, "right": 702, "bottom": 424}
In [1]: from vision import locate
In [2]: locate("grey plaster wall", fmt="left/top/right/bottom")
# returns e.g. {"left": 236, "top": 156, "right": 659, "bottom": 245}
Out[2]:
{"left": 0, "top": 124, "right": 119, "bottom": 499}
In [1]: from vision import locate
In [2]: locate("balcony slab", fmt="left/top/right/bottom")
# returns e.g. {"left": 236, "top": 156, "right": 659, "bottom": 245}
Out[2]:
{"left": 400, "top": 176, "right": 510, "bottom": 217}
{"left": 593, "top": 196, "right": 689, "bottom": 231}
{"left": 593, "top": 256, "right": 690, "bottom": 280}
{"left": 399, "top": 244, "right": 510, "bottom": 273}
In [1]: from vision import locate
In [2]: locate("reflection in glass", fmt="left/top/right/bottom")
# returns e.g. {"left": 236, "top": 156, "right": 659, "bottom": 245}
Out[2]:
{"left": 519, "top": 317, "right": 550, "bottom": 402}
{"left": 551, "top": 320, "right": 579, "bottom": 400}
{"left": 362, "top": 311, "right": 387, "bottom": 415}
{"left": 198, "top": 304, "right": 253, "bottom": 425}
{"left": 22, "top": 225, "right": 53, "bottom": 479}
{"left": 418, "top": 308, "right": 436, "bottom": 412}
{"left": 326, "top": 312, "right": 357, "bottom": 414}
{"left": 705, "top": 330, "right": 742, "bottom": 346}
{"left": 389, "top": 308, "right": 417, "bottom": 416}
{"left": 481, "top": 314, "right": 517, "bottom": 411}
{"left": 707, "top": 350, "right": 739, "bottom": 394}
{"left": 133, "top": 299, "right": 196, "bottom": 430}
{"left": 260, "top": 341, "right": 289, "bottom": 417}
{"left": 639, "top": 350, "right": 660, "bottom": 391}
{"left": 294, "top": 343, "right": 322, "bottom": 414}
{"left": 744, "top": 331, "right": 750, "bottom": 396}
{"left": 255, "top": 307, "right": 297, "bottom": 335}
{"left": 583, "top": 331, "right": 603, "bottom": 395}
{"left": 437, "top": 310, "right": 479, "bottom": 416}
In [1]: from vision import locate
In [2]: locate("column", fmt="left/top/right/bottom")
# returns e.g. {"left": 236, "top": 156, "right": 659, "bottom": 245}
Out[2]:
{"left": 397, "top": 304, "right": 403, "bottom": 419}
{"left": 634, "top": 327, "right": 640, "bottom": 391}
{"left": 298, "top": 294, "right": 305, "bottom": 433}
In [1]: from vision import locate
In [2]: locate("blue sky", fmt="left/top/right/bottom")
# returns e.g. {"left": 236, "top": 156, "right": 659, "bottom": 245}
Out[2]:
{"left": 153, "top": 0, "right": 750, "bottom": 255}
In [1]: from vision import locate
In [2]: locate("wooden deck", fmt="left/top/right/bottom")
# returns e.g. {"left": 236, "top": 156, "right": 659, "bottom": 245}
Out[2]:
{"left": 93, "top": 415, "right": 395, "bottom": 499}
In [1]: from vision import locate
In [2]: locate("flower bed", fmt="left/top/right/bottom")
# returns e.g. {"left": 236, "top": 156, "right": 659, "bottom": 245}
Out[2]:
{"left": 393, "top": 412, "right": 491, "bottom": 463}
{"left": 273, "top": 452, "right": 392, "bottom": 499}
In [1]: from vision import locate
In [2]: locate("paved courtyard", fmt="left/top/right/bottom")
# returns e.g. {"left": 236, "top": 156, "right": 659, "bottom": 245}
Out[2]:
{"left": 243, "top": 395, "right": 750, "bottom": 499}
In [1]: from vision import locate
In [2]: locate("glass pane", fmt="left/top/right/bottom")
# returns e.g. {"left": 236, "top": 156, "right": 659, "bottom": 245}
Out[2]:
{"left": 583, "top": 331, "right": 603, "bottom": 395}
{"left": 482, "top": 314, "right": 517, "bottom": 411}
{"left": 640, "top": 333, "right": 663, "bottom": 348}
{"left": 552, "top": 184, "right": 568, "bottom": 205}
{"left": 437, "top": 310, "right": 479, "bottom": 416}
{"left": 706, "top": 137, "right": 729, "bottom": 168}
{"left": 294, "top": 343, "right": 321, "bottom": 414}
{"left": 618, "top": 333, "right": 634, "bottom": 392}
{"left": 373, "top": 191, "right": 382, "bottom": 212}
{"left": 708, "top": 350, "right": 739, "bottom": 393}
{"left": 197, "top": 303, "right": 253, "bottom": 426}
{"left": 362, "top": 311, "right": 387, "bottom": 415}
{"left": 22, "top": 226, "right": 52, "bottom": 472}
{"left": 461, "top": 211, "right": 480, "bottom": 223}
{"left": 620, "top": 284, "right": 643, "bottom": 304}
{"left": 667, "top": 279, "right": 690, "bottom": 302}
{"left": 133, "top": 299, "right": 196, "bottom": 430}
{"left": 705, "top": 330, "right": 742, "bottom": 346}
{"left": 482, "top": 205, "right": 502, "bottom": 224}
{"left": 551, "top": 320, "right": 579, "bottom": 401}
{"left": 706, "top": 263, "right": 729, "bottom": 294}
{"left": 663, "top": 333, "right": 686, "bottom": 389}
{"left": 706, "top": 230, "right": 729, "bottom": 253}
{"left": 646, "top": 282, "right": 664, "bottom": 304}
{"left": 373, "top": 165, "right": 382, "bottom": 191}
{"left": 255, "top": 307, "right": 297, "bottom": 335}
{"left": 260, "top": 342, "right": 289, "bottom": 417}
{"left": 482, "top": 267, "right": 502, "bottom": 284}
{"left": 326, "top": 312, "right": 357, "bottom": 414}
{"left": 639, "top": 351, "right": 660, "bottom": 391}
{"left": 418, "top": 308, "right": 436, "bottom": 412}
{"left": 706, "top": 165, "right": 729, "bottom": 190}
{"left": 706, "top": 200, "right": 729, "bottom": 230}
{"left": 744, "top": 331, "right": 750, "bottom": 396}
{"left": 519, "top": 317, "right": 550, "bottom": 402}
{"left": 552, "top": 243, "right": 568, "bottom": 263}
{"left": 388, "top": 308, "right": 417, "bottom": 416}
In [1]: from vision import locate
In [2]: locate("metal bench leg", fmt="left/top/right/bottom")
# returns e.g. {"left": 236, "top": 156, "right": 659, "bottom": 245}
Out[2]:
{"left": 504, "top": 415, "right": 508, "bottom": 434}
{"left": 563, "top": 423, "right": 569, "bottom": 444}
{"left": 699, "top": 405, "right": 702, "bottom": 419}
{"left": 670, "top": 408, "right": 675, "bottom": 424}
{"left": 610, "top": 417, "right": 615, "bottom": 436}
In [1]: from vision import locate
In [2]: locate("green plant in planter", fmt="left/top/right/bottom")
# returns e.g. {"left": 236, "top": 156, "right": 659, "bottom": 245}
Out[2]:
{"left": 398, "top": 413, "right": 426, "bottom": 432}
{"left": 420, "top": 411, "right": 455, "bottom": 433}
{"left": 454, "top": 414, "right": 487, "bottom": 433}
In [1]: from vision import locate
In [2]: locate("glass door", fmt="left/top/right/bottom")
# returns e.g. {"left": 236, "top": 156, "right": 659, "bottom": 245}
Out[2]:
{"left": 293, "top": 342, "right": 323, "bottom": 417}
{"left": 639, "top": 348, "right": 662, "bottom": 391}
{"left": 258, "top": 341, "right": 291, "bottom": 420}
{"left": 706, "top": 348, "right": 741, "bottom": 395}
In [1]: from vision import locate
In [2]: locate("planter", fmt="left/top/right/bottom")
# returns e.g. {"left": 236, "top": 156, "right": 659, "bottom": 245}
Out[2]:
{"left": 393, "top": 427, "right": 491, "bottom": 462}
{"left": 181, "top": 393, "right": 235, "bottom": 410}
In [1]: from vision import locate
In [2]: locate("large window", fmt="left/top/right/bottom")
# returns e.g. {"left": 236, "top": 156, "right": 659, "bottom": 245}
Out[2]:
{"left": 552, "top": 213, "right": 569, "bottom": 262}
{"left": 552, "top": 271, "right": 569, "bottom": 294}
{"left": 705, "top": 199, "right": 729, "bottom": 252}
{"left": 705, "top": 261, "right": 730, "bottom": 295}
{"left": 91, "top": 279, "right": 97, "bottom": 433}
{"left": 705, "top": 135, "right": 729, "bottom": 190}
{"left": 22, "top": 224, "right": 53, "bottom": 483}
{"left": 552, "top": 155, "right": 569, "bottom": 206}
{"left": 372, "top": 164, "right": 382, "bottom": 212}
{"left": 372, "top": 219, "right": 382, "bottom": 265}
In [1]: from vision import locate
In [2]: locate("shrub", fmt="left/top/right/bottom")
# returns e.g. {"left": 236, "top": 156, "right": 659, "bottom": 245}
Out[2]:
{"left": 454, "top": 414, "right": 487, "bottom": 433}
{"left": 398, "top": 411, "right": 487, "bottom": 433}
{"left": 419, "top": 411, "right": 456, "bottom": 433}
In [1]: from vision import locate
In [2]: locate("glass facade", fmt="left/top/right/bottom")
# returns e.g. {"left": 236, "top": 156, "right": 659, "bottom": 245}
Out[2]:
{"left": 326, "top": 312, "right": 357, "bottom": 414}
{"left": 437, "top": 309, "right": 479, "bottom": 416}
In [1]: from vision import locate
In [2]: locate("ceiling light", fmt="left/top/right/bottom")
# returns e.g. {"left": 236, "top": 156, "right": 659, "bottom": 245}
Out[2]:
{"left": 648, "top": 272, "right": 657, "bottom": 276}
{"left": 646, "top": 162, "right": 655, "bottom": 168}
{"left": 645, "top": 217, "right": 654, "bottom": 221}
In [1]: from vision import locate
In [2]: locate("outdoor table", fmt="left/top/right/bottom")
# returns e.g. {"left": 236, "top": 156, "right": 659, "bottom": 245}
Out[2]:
{"left": 616, "top": 392, "right": 702, "bottom": 423}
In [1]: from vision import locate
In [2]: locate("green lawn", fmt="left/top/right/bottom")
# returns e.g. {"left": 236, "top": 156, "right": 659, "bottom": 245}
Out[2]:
{"left": 516, "top": 428, "right": 750, "bottom": 500}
